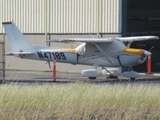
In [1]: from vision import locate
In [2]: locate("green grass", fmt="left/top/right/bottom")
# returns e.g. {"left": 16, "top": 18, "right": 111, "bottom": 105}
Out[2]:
{"left": 0, "top": 83, "right": 160, "bottom": 120}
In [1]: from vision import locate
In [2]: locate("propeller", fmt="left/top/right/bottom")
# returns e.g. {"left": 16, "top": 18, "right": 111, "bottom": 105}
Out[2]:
{"left": 139, "top": 50, "right": 151, "bottom": 64}
{"left": 139, "top": 46, "right": 154, "bottom": 74}
{"left": 140, "top": 46, "right": 154, "bottom": 62}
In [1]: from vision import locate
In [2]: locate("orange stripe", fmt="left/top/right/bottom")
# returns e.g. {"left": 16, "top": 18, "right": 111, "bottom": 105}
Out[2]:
{"left": 61, "top": 48, "right": 76, "bottom": 53}
{"left": 122, "top": 48, "right": 144, "bottom": 56}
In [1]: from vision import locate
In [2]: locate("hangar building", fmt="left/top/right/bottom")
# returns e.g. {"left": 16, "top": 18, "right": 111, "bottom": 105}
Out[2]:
{"left": 0, "top": 0, "right": 159, "bottom": 72}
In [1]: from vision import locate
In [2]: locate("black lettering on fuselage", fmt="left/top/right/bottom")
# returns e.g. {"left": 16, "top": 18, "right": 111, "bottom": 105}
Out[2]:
{"left": 52, "top": 52, "right": 55, "bottom": 57}
{"left": 47, "top": 52, "right": 51, "bottom": 59}
{"left": 37, "top": 52, "right": 44, "bottom": 59}
{"left": 44, "top": 52, "right": 49, "bottom": 59}
{"left": 37, "top": 51, "right": 67, "bottom": 60}
{"left": 60, "top": 52, "right": 66, "bottom": 60}
{"left": 55, "top": 52, "right": 61, "bottom": 59}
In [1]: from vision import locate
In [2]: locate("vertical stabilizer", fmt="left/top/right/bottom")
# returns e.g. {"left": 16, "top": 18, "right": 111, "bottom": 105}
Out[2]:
{"left": 2, "top": 22, "right": 32, "bottom": 52}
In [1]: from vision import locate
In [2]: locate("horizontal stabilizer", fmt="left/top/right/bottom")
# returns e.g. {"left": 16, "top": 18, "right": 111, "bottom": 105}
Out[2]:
{"left": 6, "top": 51, "right": 34, "bottom": 56}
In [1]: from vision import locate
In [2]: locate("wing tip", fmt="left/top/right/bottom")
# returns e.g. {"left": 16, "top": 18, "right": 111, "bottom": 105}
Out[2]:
{"left": 155, "top": 36, "right": 159, "bottom": 40}
{"left": 148, "top": 36, "right": 159, "bottom": 40}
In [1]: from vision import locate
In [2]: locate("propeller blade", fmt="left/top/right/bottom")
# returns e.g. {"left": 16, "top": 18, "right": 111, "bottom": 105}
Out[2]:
{"left": 148, "top": 46, "right": 154, "bottom": 52}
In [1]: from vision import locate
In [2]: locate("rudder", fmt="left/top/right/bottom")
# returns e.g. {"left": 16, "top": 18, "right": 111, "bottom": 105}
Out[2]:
{"left": 2, "top": 22, "right": 32, "bottom": 52}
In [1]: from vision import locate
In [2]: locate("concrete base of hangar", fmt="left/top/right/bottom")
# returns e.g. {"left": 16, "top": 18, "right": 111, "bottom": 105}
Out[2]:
{"left": 0, "top": 34, "right": 119, "bottom": 72}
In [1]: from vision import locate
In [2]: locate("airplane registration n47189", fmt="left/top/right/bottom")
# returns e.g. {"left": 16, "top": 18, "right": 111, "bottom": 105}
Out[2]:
{"left": 2, "top": 22, "right": 159, "bottom": 80}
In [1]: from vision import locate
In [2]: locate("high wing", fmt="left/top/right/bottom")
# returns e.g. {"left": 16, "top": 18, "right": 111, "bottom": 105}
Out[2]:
{"left": 46, "top": 38, "right": 113, "bottom": 43}
{"left": 46, "top": 36, "right": 159, "bottom": 43}
{"left": 46, "top": 36, "right": 159, "bottom": 64}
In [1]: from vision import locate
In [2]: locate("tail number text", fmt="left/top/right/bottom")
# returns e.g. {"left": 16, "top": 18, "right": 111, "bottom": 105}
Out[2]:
{"left": 37, "top": 52, "right": 66, "bottom": 60}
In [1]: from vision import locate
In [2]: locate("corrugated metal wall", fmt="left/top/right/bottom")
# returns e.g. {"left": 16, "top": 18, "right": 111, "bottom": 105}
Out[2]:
{"left": 0, "top": 0, "right": 120, "bottom": 34}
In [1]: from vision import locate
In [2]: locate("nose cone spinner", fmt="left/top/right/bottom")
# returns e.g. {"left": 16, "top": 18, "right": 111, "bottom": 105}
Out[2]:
{"left": 143, "top": 50, "right": 151, "bottom": 56}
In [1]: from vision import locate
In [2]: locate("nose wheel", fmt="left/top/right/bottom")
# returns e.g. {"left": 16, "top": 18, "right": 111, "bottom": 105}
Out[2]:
{"left": 123, "top": 67, "right": 139, "bottom": 81}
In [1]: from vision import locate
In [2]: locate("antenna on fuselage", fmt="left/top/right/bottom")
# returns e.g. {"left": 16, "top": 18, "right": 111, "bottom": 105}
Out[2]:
{"left": 89, "top": 33, "right": 94, "bottom": 38}
{"left": 89, "top": 33, "right": 102, "bottom": 39}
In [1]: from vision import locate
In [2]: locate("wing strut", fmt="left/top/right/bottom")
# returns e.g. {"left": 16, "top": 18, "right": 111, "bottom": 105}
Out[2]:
{"left": 94, "top": 43, "right": 113, "bottom": 63}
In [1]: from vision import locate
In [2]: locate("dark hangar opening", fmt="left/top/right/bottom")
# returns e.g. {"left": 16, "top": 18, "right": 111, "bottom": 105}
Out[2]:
{"left": 126, "top": 0, "right": 160, "bottom": 72}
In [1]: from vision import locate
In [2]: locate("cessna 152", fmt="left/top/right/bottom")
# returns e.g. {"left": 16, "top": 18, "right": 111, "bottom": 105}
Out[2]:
{"left": 2, "top": 22, "right": 159, "bottom": 80}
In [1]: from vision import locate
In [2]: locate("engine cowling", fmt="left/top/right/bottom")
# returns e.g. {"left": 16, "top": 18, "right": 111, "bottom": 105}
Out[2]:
{"left": 119, "top": 54, "right": 141, "bottom": 67}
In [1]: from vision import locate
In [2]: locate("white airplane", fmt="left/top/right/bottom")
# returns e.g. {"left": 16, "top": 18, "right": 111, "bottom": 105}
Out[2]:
{"left": 2, "top": 22, "right": 159, "bottom": 80}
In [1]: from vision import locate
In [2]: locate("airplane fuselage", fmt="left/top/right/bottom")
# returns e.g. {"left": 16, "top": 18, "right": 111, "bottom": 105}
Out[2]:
{"left": 16, "top": 48, "right": 143, "bottom": 68}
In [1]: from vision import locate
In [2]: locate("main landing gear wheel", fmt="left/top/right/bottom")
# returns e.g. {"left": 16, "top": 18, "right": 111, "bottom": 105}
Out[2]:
{"left": 88, "top": 77, "right": 96, "bottom": 79}
{"left": 107, "top": 76, "right": 118, "bottom": 79}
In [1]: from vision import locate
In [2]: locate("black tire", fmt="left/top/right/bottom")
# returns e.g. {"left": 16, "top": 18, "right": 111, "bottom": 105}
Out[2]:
{"left": 108, "top": 76, "right": 118, "bottom": 79}
{"left": 130, "top": 78, "right": 135, "bottom": 81}
{"left": 88, "top": 77, "right": 96, "bottom": 79}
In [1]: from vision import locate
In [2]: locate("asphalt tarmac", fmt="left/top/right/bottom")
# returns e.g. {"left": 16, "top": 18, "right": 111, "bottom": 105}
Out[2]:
{"left": 1, "top": 70, "right": 160, "bottom": 85}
